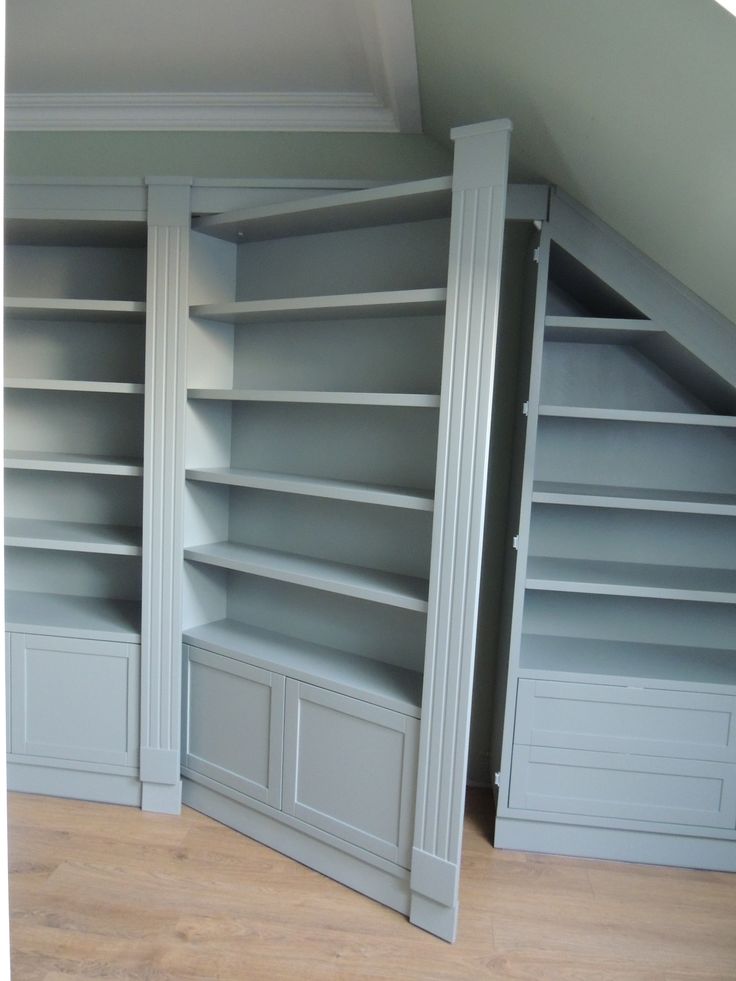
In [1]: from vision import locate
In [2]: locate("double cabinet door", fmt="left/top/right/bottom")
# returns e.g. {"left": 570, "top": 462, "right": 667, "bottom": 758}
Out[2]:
{"left": 181, "top": 645, "right": 419, "bottom": 867}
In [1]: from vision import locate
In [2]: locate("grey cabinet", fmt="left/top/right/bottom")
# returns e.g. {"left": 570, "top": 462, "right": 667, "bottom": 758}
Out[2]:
{"left": 182, "top": 644, "right": 284, "bottom": 808}
{"left": 283, "top": 680, "right": 419, "bottom": 867}
{"left": 181, "top": 643, "right": 418, "bottom": 867}
{"left": 494, "top": 191, "right": 736, "bottom": 872}
{"left": 8, "top": 633, "right": 139, "bottom": 769}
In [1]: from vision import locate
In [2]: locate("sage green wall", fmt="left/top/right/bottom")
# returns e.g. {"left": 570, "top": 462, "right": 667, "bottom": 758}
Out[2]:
{"left": 5, "top": 131, "right": 452, "bottom": 181}
{"left": 413, "top": 0, "right": 736, "bottom": 326}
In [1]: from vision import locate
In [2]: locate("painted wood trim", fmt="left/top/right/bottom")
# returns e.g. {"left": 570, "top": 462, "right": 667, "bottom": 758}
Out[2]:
{"left": 139, "top": 182, "right": 192, "bottom": 806}
{"left": 410, "top": 120, "right": 512, "bottom": 942}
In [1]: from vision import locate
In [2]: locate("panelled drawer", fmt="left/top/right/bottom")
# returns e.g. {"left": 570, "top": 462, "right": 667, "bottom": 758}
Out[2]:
{"left": 515, "top": 679, "right": 736, "bottom": 762}
{"left": 510, "top": 744, "right": 736, "bottom": 829}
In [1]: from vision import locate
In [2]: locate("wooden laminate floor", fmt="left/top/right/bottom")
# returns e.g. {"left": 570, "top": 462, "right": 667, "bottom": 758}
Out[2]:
{"left": 8, "top": 789, "right": 736, "bottom": 980}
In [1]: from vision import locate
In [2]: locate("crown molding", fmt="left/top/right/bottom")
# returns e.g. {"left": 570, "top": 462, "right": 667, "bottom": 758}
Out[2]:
{"left": 5, "top": 91, "right": 399, "bottom": 133}
{"left": 5, "top": 1, "right": 422, "bottom": 134}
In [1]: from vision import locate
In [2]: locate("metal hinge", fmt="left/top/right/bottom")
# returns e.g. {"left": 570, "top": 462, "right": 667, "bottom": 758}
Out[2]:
{"left": 533, "top": 247, "right": 540, "bottom": 263}
{"left": 512, "top": 535, "right": 519, "bottom": 550}
{"left": 522, "top": 401, "right": 529, "bottom": 416}
{"left": 494, "top": 771, "right": 501, "bottom": 788}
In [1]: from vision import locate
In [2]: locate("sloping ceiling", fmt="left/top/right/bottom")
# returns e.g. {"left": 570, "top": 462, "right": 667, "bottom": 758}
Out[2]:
{"left": 412, "top": 0, "right": 736, "bottom": 325}
{"left": 4, "top": 0, "right": 735, "bottom": 324}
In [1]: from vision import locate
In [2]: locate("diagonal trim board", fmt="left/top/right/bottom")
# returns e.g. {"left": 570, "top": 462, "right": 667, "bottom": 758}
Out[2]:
{"left": 548, "top": 191, "right": 736, "bottom": 403}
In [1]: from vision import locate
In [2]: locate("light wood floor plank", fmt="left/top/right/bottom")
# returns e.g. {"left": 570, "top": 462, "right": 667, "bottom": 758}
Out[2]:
{"left": 8, "top": 789, "right": 736, "bottom": 980}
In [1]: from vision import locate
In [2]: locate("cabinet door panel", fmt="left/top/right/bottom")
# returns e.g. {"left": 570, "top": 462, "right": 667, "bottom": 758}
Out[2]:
{"left": 182, "top": 645, "right": 285, "bottom": 808}
{"left": 283, "top": 680, "right": 418, "bottom": 866}
{"left": 10, "top": 632, "right": 139, "bottom": 767}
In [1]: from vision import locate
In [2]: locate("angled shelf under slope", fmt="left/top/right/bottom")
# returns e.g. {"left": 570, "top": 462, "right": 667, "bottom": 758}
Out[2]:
{"left": 193, "top": 177, "right": 453, "bottom": 243}
{"left": 186, "top": 466, "right": 434, "bottom": 512}
{"left": 191, "top": 289, "right": 447, "bottom": 325}
{"left": 518, "top": 633, "right": 736, "bottom": 690}
{"left": 526, "top": 555, "right": 736, "bottom": 604}
{"left": 184, "top": 541, "right": 429, "bottom": 612}
{"left": 538, "top": 405, "right": 736, "bottom": 427}
{"left": 5, "top": 589, "right": 141, "bottom": 642}
{"left": 5, "top": 450, "right": 143, "bottom": 477}
{"left": 4, "top": 297, "right": 146, "bottom": 323}
{"left": 5, "top": 517, "right": 142, "bottom": 556}
{"left": 544, "top": 316, "right": 659, "bottom": 343}
{"left": 184, "top": 619, "right": 422, "bottom": 717}
{"left": 187, "top": 388, "right": 440, "bottom": 408}
{"left": 532, "top": 481, "right": 736, "bottom": 516}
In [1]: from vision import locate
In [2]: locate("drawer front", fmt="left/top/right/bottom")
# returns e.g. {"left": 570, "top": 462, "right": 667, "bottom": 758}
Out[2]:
{"left": 182, "top": 645, "right": 285, "bottom": 808}
{"left": 516, "top": 679, "right": 736, "bottom": 762}
{"left": 283, "top": 681, "right": 419, "bottom": 867}
{"left": 510, "top": 745, "right": 736, "bottom": 830}
{"left": 10, "top": 632, "right": 139, "bottom": 767}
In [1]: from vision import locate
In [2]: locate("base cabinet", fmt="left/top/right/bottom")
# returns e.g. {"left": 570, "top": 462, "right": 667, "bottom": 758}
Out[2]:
{"left": 283, "top": 680, "right": 419, "bottom": 867}
{"left": 181, "top": 644, "right": 419, "bottom": 871}
{"left": 7, "top": 632, "right": 139, "bottom": 772}
{"left": 182, "top": 645, "right": 284, "bottom": 808}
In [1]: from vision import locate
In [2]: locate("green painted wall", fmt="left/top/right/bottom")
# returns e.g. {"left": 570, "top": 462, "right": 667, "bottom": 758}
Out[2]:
{"left": 413, "top": 0, "right": 736, "bottom": 326}
{"left": 5, "top": 131, "right": 452, "bottom": 181}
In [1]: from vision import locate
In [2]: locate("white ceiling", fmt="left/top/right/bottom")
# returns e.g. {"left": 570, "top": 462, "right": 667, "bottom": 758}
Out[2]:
{"left": 5, "top": 0, "right": 422, "bottom": 132}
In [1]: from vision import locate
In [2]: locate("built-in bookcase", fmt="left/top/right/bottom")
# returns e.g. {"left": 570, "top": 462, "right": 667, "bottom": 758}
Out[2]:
{"left": 495, "top": 198, "right": 736, "bottom": 869}
{"left": 4, "top": 219, "right": 147, "bottom": 640}
{"left": 182, "top": 180, "right": 450, "bottom": 716}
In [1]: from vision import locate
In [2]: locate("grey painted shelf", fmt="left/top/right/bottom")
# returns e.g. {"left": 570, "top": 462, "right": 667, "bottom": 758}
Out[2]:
{"left": 539, "top": 405, "right": 736, "bottom": 427}
{"left": 519, "top": 633, "right": 736, "bottom": 689}
{"left": 532, "top": 481, "right": 736, "bottom": 516}
{"left": 5, "top": 589, "right": 141, "bottom": 642}
{"left": 186, "top": 466, "right": 434, "bottom": 511}
{"left": 193, "top": 177, "right": 452, "bottom": 243}
{"left": 187, "top": 388, "right": 440, "bottom": 407}
{"left": 544, "top": 316, "right": 659, "bottom": 343}
{"left": 184, "top": 541, "right": 429, "bottom": 612}
{"left": 184, "top": 619, "right": 422, "bottom": 716}
{"left": 5, "top": 517, "right": 142, "bottom": 555}
{"left": 4, "top": 450, "right": 143, "bottom": 476}
{"left": 5, "top": 378, "right": 145, "bottom": 395}
{"left": 5, "top": 216, "right": 147, "bottom": 248}
{"left": 4, "top": 297, "right": 146, "bottom": 322}
{"left": 526, "top": 555, "right": 736, "bottom": 603}
{"left": 190, "top": 289, "right": 447, "bottom": 324}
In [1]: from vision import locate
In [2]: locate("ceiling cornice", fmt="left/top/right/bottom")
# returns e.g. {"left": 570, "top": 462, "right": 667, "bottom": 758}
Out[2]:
{"left": 5, "top": 0, "right": 422, "bottom": 133}
{"left": 4, "top": 91, "right": 398, "bottom": 133}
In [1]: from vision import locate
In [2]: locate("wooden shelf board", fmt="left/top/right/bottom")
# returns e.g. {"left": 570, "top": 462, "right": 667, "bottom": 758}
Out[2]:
{"left": 5, "top": 450, "right": 143, "bottom": 477}
{"left": 544, "top": 316, "right": 659, "bottom": 344}
{"left": 519, "top": 633, "right": 736, "bottom": 689}
{"left": 4, "top": 297, "right": 146, "bottom": 322}
{"left": 526, "top": 556, "right": 736, "bottom": 604}
{"left": 184, "top": 619, "right": 422, "bottom": 716}
{"left": 5, "top": 379, "right": 144, "bottom": 394}
{"left": 4, "top": 590, "right": 141, "bottom": 642}
{"left": 186, "top": 466, "right": 433, "bottom": 511}
{"left": 193, "top": 177, "right": 452, "bottom": 242}
{"left": 184, "top": 541, "right": 429, "bottom": 612}
{"left": 191, "top": 289, "right": 447, "bottom": 324}
{"left": 532, "top": 481, "right": 736, "bottom": 516}
{"left": 187, "top": 389, "right": 440, "bottom": 408}
{"left": 538, "top": 405, "right": 736, "bottom": 428}
{"left": 5, "top": 517, "right": 142, "bottom": 555}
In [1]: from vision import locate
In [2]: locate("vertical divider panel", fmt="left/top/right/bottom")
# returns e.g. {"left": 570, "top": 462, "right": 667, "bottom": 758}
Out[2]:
{"left": 139, "top": 179, "right": 192, "bottom": 813}
{"left": 409, "top": 120, "right": 512, "bottom": 942}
